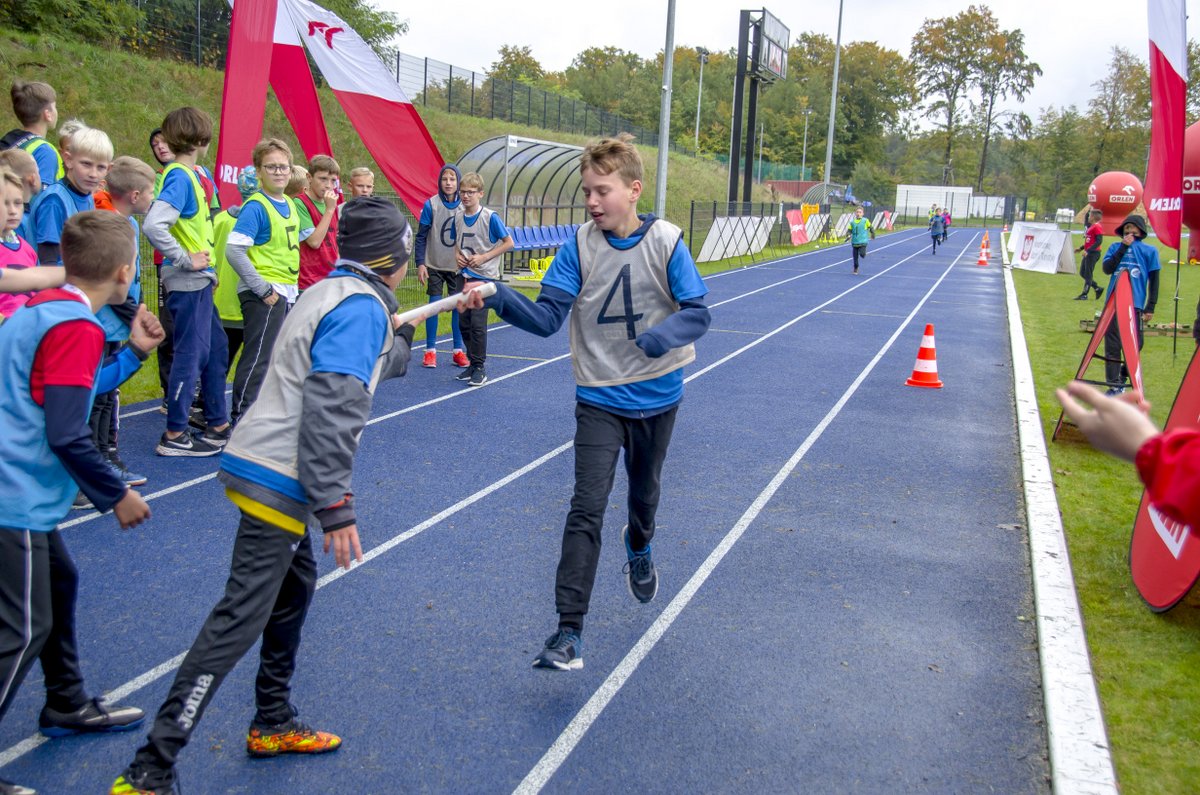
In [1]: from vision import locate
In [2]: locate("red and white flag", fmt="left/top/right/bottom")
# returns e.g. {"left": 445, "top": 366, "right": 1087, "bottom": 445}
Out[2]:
{"left": 1145, "top": 0, "right": 1186, "bottom": 249}
{"left": 280, "top": 0, "right": 444, "bottom": 214}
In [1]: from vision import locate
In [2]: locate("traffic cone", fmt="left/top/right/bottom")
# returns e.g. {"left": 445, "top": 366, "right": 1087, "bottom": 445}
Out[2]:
{"left": 976, "top": 239, "right": 989, "bottom": 267}
{"left": 905, "top": 324, "right": 944, "bottom": 388}
{"left": 1002, "top": 222, "right": 1009, "bottom": 234}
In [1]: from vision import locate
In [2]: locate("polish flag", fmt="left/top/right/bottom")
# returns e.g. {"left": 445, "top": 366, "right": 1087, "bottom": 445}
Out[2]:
{"left": 1145, "top": 0, "right": 1186, "bottom": 249}
{"left": 280, "top": 0, "right": 444, "bottom": 215}
{"left": 218, "top": 0, "right": 334, "bottom": 209}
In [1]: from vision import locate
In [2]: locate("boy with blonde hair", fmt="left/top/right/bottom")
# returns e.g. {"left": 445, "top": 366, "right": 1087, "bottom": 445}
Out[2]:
{"left": 0, "top": 212, "right": 164, "bottom": 795}
{"left": 1, "top": 80, "right": 63, "bottom": 187}
{"left": 475, "top": 134, "right": 710, "bottom": 669}
{"left": 285, "top": 164, "right": 308, "bottom": 199}
{"left": 348, "top": 166, "right": 374, "bottom": 197}
{"left": 29, "top": 124, "right": 111, "bottom": 266}
{"left": 453, "top": 171, "right": 512, "bottom": 386}
{"left": 224, "top": 139, "right": 312, "bottom": 422}
{"left": 144, "top": 107, "right": 230, "bottom": 457}
{"left": 0, "top": 147, "right": 41, "bottom": 243}
{"left": 295, "top": 154, "right": 339, "bottom": 290}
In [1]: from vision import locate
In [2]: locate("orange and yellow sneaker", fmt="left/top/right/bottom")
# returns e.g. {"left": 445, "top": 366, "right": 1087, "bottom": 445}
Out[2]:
{"left": 246, "top": 714, "right": 342, "bottom": 758}
{"left": 109, "top": 770, "right": 179, "bottom": 795}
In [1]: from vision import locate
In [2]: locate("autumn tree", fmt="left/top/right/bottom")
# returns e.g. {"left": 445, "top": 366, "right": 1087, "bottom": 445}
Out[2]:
{"left": 973, "top": 26, "right": 1040, "bottom": 190}
{"left": 490, "top": 45, "right": 545, "bottom": 83}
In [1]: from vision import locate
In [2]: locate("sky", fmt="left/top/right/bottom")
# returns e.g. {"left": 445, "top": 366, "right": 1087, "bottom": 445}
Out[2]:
{"left": 379, "top": 0, "right": 1192, "bottom": 120}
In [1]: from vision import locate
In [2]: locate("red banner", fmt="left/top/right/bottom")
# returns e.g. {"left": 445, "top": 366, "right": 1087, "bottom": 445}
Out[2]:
{"left": 786, "top": 209, "right": 808, "bottom": 245}
{"left": 1130, "top": 345, "right": 1200, "bottom": 610}
{"left": 214, "top": 0, "right": 275, "bottom": 209}
{"left": 1053, "top": 272, "right": 1143, "bottom": 440}
{"left": 1145, "top": 0, "right": 1186, "bottom": 249}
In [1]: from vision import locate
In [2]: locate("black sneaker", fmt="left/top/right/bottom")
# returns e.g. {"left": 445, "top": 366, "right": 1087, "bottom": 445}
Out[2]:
{"left": 109, "top": 767, "right": 180, "bottom": 795}
{"left": 39, "top": 697, "right": 145, "bottom": 737}
{"left": 157, "top": 400, "right": 168, "bottom": 416}
{"left": 155, "top": 432, "right": 222, "bottom": 457}
{"left": 106, "top": 452, "right": 148, "bottom": 487}
{"left": 71, "top": 492, "right": 94, "bottom": 511}
{"left": 454, "top": 365, "right": 474, "bottom": 382}
{"left": 468, "top": 366, "right": 488, "bottom": 387}
{"left": 622, "top": 525, "right": 658, "bottom": 603}
{"left": 187, "top": 406, "right": 206, "bottom": 432}
{"left": 532, "top": 629, "right": 583, "bottom": 671}
{"left": 199, "top": 425, "right": 232, "bottom": 448}
{"left": 0, "top": 778, "right": 36, "bottom": 795}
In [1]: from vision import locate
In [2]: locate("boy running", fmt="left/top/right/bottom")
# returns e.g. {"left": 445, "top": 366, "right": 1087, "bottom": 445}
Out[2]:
{"left": 844, "top": 205, "right": 873, "bottom": 275}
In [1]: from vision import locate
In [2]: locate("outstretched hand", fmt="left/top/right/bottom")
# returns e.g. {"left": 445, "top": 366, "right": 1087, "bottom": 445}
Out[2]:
{"left": 1055, "top": 381, "right": 1158, "bottom": 462}
{"left": 458, "top": 281, "right": 489, "bottom": 311}
{"left": 323, "top": 524, "right": 363, "bottom": 570}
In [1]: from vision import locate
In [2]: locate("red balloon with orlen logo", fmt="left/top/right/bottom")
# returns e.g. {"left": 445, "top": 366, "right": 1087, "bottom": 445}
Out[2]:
{"left": 1181, "top": 121, "right": 1200, "bottom": 262}
{"left": 1087, "top": 171, "right": 1143, "bottom": 235}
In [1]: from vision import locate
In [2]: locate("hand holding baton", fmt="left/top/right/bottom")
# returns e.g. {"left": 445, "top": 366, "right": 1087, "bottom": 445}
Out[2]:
{"left": 392, "top": 281, "right": 496, "bottom": 328}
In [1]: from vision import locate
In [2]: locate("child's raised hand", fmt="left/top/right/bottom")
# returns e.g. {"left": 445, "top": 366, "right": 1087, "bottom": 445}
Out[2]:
{"left": 130, "top": 304, "right": 166, "bottom": 351}
{"left": 322, "top": 189, "right": 338, "bottom": 207}
{"left": 113, "top": 488, "right": 151, "bottom": 529}
{"left": 1055, "top": 381, "right": 1159, "bottom": 462}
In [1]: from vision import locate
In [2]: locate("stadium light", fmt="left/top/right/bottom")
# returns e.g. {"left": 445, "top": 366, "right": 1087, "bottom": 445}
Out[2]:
{"left": 823, "top": 0, "right": 844, "bottom": 190}
{"left": 694, "top": 47, "right": 710, "bottom": 152}
{"left": 800, "top": 107, "right": 813, "bottom": 181}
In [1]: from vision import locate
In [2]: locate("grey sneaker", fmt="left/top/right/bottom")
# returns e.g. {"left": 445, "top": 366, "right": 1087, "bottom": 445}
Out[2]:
{"left": 622, "top": 525, "right": 658, "bottom": 603}
{"left": 532, "top": 629, "right": 582, "bottom": 671}
{"left": 39, "top": 697, "right": 145, "bottom": 737}
{"left": 454, "top": 365, "right": 474, "bottom": 382}
{"left": 468, "top": 366, "right": 488, "bottom": 387}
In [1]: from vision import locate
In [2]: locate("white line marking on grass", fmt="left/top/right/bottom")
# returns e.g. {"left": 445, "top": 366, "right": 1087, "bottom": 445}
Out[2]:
{"left": 513, "top": 239, "right": 973, "bottom": 795}
{"left": 1002, "top": 266, "right": 1117, "bottom": 793}
{"left": 0, "top": 234, "right": 964, "bottom": 772}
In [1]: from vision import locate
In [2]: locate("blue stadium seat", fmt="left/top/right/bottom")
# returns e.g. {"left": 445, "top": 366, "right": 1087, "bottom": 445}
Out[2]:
{"left": 511, "top": 226, "right": 530, "bottom": 251}
{"left": 554, "top": 225, "right": 568, "bottom": 245}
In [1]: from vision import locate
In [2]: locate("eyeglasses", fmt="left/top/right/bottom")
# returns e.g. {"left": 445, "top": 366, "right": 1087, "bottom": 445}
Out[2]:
{"left": 460, "top": 189, "right": 481, "bottom": 196}
{"left": 261, "top": 164, "right": 291, "bottom": 174}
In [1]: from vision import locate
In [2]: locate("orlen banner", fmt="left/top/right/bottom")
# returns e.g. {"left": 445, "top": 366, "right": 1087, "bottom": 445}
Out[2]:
{"left": 1130, "top": 346, "right": 1200, "bottom": 611}
{"left": 1088, "top": 171, "right": 1144, "bottom": 235}
{"left": 1180, "top": 121, "right": 1200, "bottom": 263}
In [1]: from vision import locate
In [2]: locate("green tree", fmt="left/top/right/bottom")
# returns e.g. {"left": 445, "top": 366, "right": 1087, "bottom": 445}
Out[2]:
{"left": 489, "top": 45, "right": 545, "bottom": 83}
{"left": 973, "top": 25, "right": 1040, "bottom": 190}
{"left": 1086, "top": 46, "right": 1150, "bottom": 178}
{"left": 0, "top": 0, "right": 140, "bottom": 44}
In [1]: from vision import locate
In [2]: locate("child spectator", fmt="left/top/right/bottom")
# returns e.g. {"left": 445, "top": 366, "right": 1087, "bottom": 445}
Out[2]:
{"left": 225, "top": 139, "right": 312, "bottom": 423}
{"left": 1075, "top": 209, "right": 1105, "bottom": 300}
{"left": 0, "top": 212, "right": 162, "bottom": 795}
{"left": 109, "top": 197, "right": 478, "bottom": 795}
{"left": 295, "top": 154, "right": 339, "bottom": 291}
{"left": 0, "top": 147, "right": 41, "bottom": 244}
{"left": 29, "top": 124, "right": 111, "bottom": 265}
{"left": 1100, "top": 214, "right": 1160, "bottom": 395}
{"left": 285, "top": 164, "right": 307, "bottom": 199}
{"left": 212, "top": 166, "right": 259, "bottom": 371}
{"left": 844, "top": 204, "right": 873, "bottom": 275}
{"left": 143, "top": 107, "right": 230, "bottom": 457}
{"left": 475, "top": 134, "right": 711, "bottom": 670}
{"left": 453, "top": 171, "right": 513, "bottom": 387}
{"left": 1057, "top": 381, "right": 1200, "bottom": 530}
{"left": 941, "top": 209, "right": 951, "bottom": 242}
{"left": 928, "top": 208, "right": 945, "bottom": 254}
{"left": 415, "top": 164, "right": 468, "bottom": 369}
{"left": 0, "top": 168, "right": 39, "bottom": 319}
{"left": 1, "top": 80, "right": 63, "bottom": 188}
{"left": 88, "top": 156, "right": 156, "bottom": 490}
{"left": 56, "top": 118, "right": 85, "bottom": 158}
{"left": 348, "top": 166, "right": 374, "bottom": 197}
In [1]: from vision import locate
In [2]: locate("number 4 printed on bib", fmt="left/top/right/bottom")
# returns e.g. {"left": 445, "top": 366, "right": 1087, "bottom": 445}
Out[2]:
{"left": 598, "top": 264, "right": 643, "bottom": 340}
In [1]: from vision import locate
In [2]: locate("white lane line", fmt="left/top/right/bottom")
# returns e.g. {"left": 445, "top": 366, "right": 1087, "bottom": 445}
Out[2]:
{"left": 0, "top": 233, "right": 961, "bottom": 770}
{"left": 513, "top": 243, "right": 973, "bottom": 795}
{"left": 1002, "top": 267, "right": 1117, "bottom": 793}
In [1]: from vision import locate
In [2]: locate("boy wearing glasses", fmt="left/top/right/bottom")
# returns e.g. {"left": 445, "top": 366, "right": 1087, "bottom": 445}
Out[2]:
{"left": 453, "top": 172, "right": 512, "bottom": 386}
{"left": 224, "top": 139, "right": 313, "bottom": 423}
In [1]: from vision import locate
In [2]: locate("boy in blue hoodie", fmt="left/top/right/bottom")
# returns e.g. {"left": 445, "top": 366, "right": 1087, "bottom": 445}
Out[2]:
{"left": 413, "top": 164, "right": 467, "bottom": 369}
{"left": 1100, "top": 214, "right": 1160, "bottom": 395}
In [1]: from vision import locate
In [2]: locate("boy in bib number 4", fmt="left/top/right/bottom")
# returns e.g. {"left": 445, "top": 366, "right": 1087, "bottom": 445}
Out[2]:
{"left": 473, "top": 133, "right": 711, "bottom": 670}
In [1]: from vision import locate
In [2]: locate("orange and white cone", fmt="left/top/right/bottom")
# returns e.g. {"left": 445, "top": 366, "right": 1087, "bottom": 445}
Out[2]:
{"left": 1002, "top": 222, "right": 1009, "bottom": 234}
{"left": 976, "top": 244, "right": 989, "bottom": 267}
{"left": 905, "top": 324, "right": 944, "bottom": 388}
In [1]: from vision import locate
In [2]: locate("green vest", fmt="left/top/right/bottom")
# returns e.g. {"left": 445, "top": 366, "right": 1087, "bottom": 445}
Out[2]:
{"left": 244, "top": 192, "right": 301, "bottom": 286}
{"left": 212, "top": 209, "right": 243, "bottom": 324}
{"left": 163, "top": 162, "right": 214, "bottom": 255}
{"left": 21, "top": 137, "right": 64, "bottom": 182}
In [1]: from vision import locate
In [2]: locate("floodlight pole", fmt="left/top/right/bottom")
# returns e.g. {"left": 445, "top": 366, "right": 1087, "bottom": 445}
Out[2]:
{"left": 694, "top": 47, "right": 709, "bottom": 152}
{"left": 654, "top": 0, "right": 677, "bottom": 219}
{"left": 823, "top": 0, "right": 843, "bottom": 190}
{"left": 800, "top": 107, "right": 812, "bottom": 180}
{"left": 727, "top": 10, "right": 751, "bottom": 204}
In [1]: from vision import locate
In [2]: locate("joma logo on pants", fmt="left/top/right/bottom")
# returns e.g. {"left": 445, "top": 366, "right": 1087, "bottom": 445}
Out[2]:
{"left": 177, "top": 674, "right": 214, "bottom": 731}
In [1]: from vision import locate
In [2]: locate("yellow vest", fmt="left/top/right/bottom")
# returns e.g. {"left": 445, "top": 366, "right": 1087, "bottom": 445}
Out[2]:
{"left": 243, "top": 192, "right": 301, "bottom": 286}
{"left": 162, "top": 162, "right": 214, "bottom": 256}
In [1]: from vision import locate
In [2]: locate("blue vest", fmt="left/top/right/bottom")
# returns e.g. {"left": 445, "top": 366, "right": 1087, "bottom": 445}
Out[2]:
{"left": 0, "top": 296, "right": 102, "bottom": 531}
{"left": 29, "top": 180, "right": 93, "bottom": 260}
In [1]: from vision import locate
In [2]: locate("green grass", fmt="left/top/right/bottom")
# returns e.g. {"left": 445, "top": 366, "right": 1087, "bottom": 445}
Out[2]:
{"left": 1014, "top": 235, "right": 1200, "bottom": 793}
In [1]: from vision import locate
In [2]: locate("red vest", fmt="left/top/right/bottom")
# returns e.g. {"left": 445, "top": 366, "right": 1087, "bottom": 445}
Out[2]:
{"left": 296, "top": 192, "right": 339, "bottom": 290}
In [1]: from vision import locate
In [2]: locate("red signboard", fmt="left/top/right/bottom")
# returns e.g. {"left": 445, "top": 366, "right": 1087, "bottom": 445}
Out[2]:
{"left": 1130, "top": 346, "right": 1200, "bottom": 611}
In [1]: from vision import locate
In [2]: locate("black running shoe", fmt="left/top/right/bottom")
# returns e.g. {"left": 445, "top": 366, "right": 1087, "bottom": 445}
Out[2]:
{"left": 71, "top": 492, "right": 93, "bottom": 511}
{"left": 455, "top": 364, "right": 475, "bottom": 382}
{"left": 187, "top": 406, "right": 206, "bottom": 432}
{"left": 199, "top": 425, "right": 232, "bottom": 448}
{"left": 39, "top": 697, "right": 145, "bottom": 737}
{"left": 468, "top": 366, "right": 488, "bottom": 387}
{"left": 532, "top": 629, "right": 583, "bottom": 671}
{"left": 0, "top": 777, "right": 36, "bottom": 795}
{"left": 155, "top": 432, "right": 221, "bottom": 457}
{"left": 622, "top": 525, "right": 658, "bottom": 603}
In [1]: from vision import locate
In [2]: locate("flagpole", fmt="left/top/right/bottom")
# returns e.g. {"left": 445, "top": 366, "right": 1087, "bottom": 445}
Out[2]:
{"left": 1174, "top": 243, "right": 1182, "bottom": 359}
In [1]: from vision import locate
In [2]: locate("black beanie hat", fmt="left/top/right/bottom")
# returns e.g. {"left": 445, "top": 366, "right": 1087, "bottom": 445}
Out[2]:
{"left": 1120, "top": 214, "right": 1148, "bottom": 240}
{"left": 338, "top": 197, "right": 413, "bottom": 275}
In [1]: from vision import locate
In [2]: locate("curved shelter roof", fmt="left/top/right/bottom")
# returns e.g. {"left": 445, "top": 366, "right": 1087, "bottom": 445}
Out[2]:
{"left": 456, "top": 135, "right": 585, "bottom": 227}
